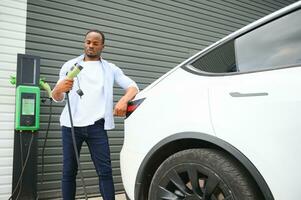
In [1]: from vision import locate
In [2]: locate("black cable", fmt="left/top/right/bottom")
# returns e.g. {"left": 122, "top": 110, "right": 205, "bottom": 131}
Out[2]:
{"left": 15, "top": 133, "right": 23, "bottom": 200}
{"left": 8, "top": 134, "right": 34, "bottom": 200}
{"left": 34, "top": 98, "right": 53, "bottom": 200}
{"left": 40, "top": 99, "right": 53, "bottom": 186}
{"left": 66, "top": 92, "right": 88, "bottom": 200}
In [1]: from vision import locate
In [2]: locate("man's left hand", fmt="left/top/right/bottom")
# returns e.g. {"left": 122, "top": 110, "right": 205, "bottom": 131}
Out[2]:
{"left": 114, "top": 87, "right": 139, "bottom": 117}
{"left": 114, "top": 99, "right": 128, "bottom": 117}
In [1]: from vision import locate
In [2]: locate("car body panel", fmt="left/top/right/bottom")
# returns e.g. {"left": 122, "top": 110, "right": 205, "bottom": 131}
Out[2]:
{"left": 209, "top": 66, "right": 301, "bottom": 199}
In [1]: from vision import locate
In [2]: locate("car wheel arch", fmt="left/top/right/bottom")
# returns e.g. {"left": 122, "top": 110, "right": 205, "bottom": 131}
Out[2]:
{"left": 134, "top": 131, "right": 273, "bottom": 200}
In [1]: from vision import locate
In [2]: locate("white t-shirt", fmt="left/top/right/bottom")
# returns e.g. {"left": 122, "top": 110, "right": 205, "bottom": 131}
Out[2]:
{"left": 61, "top": 60, "right": 106, "bottom": 127}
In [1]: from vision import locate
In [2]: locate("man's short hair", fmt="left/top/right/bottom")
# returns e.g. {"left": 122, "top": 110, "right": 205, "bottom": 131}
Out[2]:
{"left": 85, "top": 29, "right": 105, "bottom": 44}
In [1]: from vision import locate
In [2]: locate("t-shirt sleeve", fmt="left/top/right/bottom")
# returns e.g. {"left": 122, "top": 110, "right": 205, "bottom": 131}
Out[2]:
{"left": 113, "top": 64, "right": 139, "bottom": 91}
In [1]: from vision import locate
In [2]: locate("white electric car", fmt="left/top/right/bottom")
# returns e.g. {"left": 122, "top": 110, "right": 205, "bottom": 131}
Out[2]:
{"left": 121, "top": 2, "right": 301, "bottom": 200}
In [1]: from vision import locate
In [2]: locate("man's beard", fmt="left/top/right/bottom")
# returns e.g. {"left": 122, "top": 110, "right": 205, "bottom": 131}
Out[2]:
{"left": 86, "top": 53, "right": 100, "bottom": 58}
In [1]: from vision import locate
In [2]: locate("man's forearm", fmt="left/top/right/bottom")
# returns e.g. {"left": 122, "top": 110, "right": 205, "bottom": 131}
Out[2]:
{"left": 120, "top": 86, "right": 139, "bottom": 103}
{"left": 51, "top": 85, "right": 65, "bottom": 101}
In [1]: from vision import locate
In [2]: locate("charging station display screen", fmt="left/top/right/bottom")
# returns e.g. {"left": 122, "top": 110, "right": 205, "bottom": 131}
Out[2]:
{"left": 22, "top": 98, "right": 35, "bottom": 115}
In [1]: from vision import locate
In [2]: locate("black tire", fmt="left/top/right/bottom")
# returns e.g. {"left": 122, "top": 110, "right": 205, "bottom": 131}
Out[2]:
{"left": 148, "top": 149, "right": 263, "bottom": 200}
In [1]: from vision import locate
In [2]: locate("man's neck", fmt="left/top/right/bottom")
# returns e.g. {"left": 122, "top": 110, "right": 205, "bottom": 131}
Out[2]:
{"left": 84, "top": 56, "right": 101, "bottom": 61}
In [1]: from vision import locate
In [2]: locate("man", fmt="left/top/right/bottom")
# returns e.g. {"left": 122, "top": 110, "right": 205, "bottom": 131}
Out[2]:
{"left": 52, "top": 29, "right": 139, "bottom": 200}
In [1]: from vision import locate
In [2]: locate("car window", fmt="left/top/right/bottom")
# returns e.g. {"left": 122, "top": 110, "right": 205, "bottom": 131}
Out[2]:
{"left": 190, "top": 41, "right": 237, "bottom": 73}
{"left": 235, "top": 9, "right": 301, "bottom": 72}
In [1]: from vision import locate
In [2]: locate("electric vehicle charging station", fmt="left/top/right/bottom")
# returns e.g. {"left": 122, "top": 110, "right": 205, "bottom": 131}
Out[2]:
{"left": 9, "top": 54, "right": 84, "bottom": 200}
{"left": 11, "top": 54, "right": 41, "bottom": 200}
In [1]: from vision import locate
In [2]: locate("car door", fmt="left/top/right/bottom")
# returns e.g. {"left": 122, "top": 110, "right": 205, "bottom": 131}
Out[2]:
{"left": 209, "top": 9, "right": 301, "bottom": 200}
{"left": 209, "top": 67, "right": 301, "bottom": 199}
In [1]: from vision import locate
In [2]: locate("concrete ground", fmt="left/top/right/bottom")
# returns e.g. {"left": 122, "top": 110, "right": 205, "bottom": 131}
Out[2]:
{"left": 88, "top": 193, "right": 126, "bottom": 200}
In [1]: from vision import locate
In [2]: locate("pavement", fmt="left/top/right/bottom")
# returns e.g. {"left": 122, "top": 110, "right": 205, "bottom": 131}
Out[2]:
{"left": 88, "top": 193, "right": 126, "bottom": 200}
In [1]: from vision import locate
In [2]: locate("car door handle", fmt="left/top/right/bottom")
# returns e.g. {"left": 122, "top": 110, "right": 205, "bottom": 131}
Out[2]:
{"left": 229, "top": 92, "right": 268, "bottom": 97}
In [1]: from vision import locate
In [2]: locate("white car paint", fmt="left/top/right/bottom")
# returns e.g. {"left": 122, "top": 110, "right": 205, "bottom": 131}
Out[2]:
{"left": 209, "top": 67, "right": 301, "bottom": 199}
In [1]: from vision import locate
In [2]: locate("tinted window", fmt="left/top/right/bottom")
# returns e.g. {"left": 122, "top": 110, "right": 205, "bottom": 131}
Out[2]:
{"left": 191, "top": 41, "right": 236, "bottom": 73}
{"left": 236, "top": 9, "right": 301, "bottom": 72}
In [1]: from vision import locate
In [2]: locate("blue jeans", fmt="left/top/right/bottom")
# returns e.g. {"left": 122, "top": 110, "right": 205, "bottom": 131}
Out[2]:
{"left": 61, "top": 119, "right": 115, "bottom": 200}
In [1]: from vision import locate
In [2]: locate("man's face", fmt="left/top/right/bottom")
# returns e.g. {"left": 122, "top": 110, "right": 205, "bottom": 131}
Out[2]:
{"left": 84, "top": 32, "right": 104, "bottom": 59}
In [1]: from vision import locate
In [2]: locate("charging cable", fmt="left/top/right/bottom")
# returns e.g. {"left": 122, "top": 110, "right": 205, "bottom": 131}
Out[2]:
{"left": 65, "top": 63, "right": 88, "bottom": 199}
{"left": 8, "top": 134, "right": 34, "bottom": 200}
{"left": 66, "top": 92, "right": 88, "bottom": 200}
{"left": 14, "top": 133, "right": 23, "bottom": 200}
{"left": 40, "top": 99, "right": 53, "bottom": 186}
{"left": 38, "top": 64, "right": 88, "bottom": 199}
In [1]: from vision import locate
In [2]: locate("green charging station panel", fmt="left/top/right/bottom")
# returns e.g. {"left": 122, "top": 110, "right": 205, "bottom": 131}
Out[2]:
{"left": 15, "top": 85, "right": 40, "bottom": 131}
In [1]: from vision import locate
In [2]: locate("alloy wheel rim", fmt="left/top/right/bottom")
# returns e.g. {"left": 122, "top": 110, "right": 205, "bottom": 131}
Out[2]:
{"left": 154, "top": 163, "right": 234, "bottom": 200}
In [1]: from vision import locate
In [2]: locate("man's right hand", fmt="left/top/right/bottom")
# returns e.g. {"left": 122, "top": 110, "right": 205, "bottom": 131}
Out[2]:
{"left": 56, "top": 78, "right": 74, "bottom": 93}
{"left": 51, "top": 78, "right": 74, "bottom": 101}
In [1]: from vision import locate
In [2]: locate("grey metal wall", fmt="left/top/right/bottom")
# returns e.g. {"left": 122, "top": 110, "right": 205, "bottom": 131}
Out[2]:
{"left": 24, "top": 0, "right": 296, "bottom": 199}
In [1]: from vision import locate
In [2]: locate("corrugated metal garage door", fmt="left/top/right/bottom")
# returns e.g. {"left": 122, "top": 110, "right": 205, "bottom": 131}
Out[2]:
{"left": 24, "top": 0, "right": 296, "bottom": 199}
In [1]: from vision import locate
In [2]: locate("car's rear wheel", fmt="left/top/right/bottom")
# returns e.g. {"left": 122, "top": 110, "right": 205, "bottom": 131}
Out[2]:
{"left": 148, "top": 149, "right": 262, "bottom": 200}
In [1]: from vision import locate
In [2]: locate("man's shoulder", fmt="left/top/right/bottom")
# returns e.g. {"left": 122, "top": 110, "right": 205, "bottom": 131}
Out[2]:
{"left": 102, "top": 59, "right": 120, "bottom": 71}
{"left": 102, "top": 59, "right": 115, "bottom": 67}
